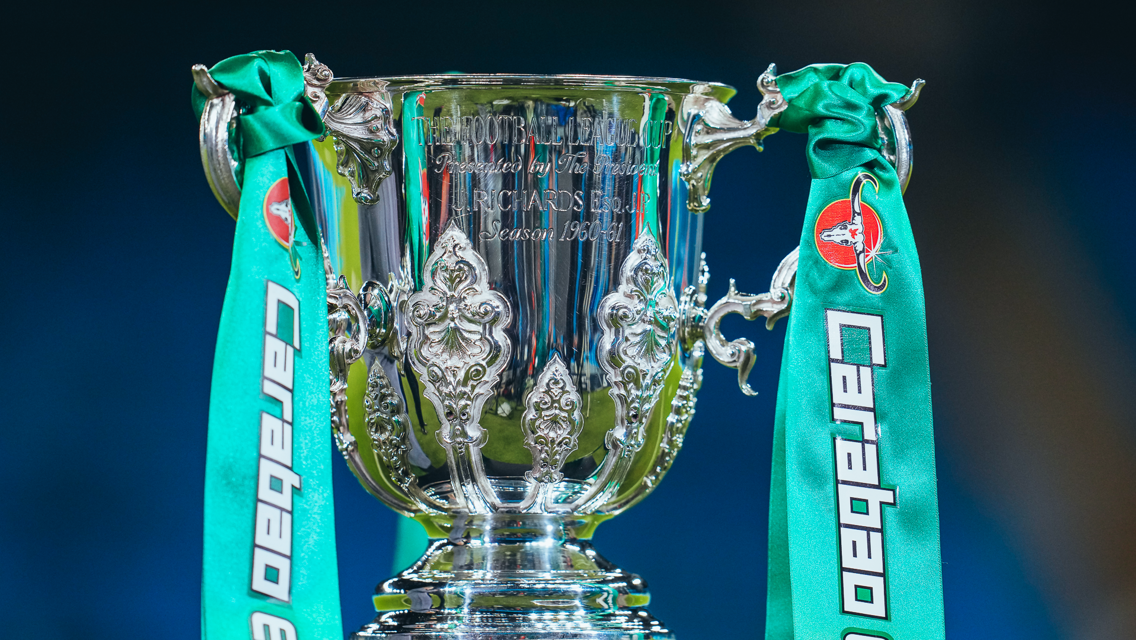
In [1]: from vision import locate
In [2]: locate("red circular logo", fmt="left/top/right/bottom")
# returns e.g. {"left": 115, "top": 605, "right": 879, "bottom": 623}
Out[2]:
{"left": 263, "top": 178, "right": 293, "bottom": 249}
{"left": 814, "top": 199, "right": 883, "bottom": 270}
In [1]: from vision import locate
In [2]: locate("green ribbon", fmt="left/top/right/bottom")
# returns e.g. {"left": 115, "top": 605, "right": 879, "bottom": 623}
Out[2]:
{"left": 195, "top": 51, "right": 342, "bottom": 640}
{"left": 192, "top": 51, "right": 325, "bottom": 158}
{"left": 766, "top": 64, "right": 945, "bottom": 640}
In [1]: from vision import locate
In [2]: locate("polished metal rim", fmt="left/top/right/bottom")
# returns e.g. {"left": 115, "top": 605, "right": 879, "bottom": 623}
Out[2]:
{"left": 328, "top": 73, "right": 736, "bottom": 99}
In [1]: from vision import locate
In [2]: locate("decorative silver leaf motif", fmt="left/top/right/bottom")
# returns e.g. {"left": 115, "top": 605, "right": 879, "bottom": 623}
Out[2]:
{"left": 521, "top": 355, "right": 584, "bottom": 484}
{"left": 301, "top": 53, "right": 333, "bottom": 116}
{"left": 301, "top": 54, "right": 397, "bottom": 204}
{"left": 407, "top": 224, "right": 512, "bottom": 450}
{"left": 597, "top": 233, "right": 680, "bottom": 453}
{"left": 365, "top": 360, "right": 414, "bottom": 490}
{"left": 644, "top": 342, "right": 704, "bottom": 489}
{"left": 324, "top": 91, "right": 399, "bottom": 205}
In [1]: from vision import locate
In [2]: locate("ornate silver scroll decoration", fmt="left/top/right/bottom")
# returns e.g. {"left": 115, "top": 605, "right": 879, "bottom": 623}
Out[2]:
{"left": 678, "top": 253, "right": 711, "bottom": 353}
{"left": 325, "top": 244, "right": 414, "bottom": 515}
{"left": 603, "top": 259, "right": 708, "bottom": 515}
{"left": 360, "top": 279, "right": 397, "bottom": 351}
{"left": 301, "top": 53, "right": 333, "bottom": 117}
{"left": 702, "top": 247, "right": 798, "bottom": 396}
{"left": 646, "top": 341, "right": 705, "bottom": 491}
{"left": 407, "top": 224, "right": 513, "bottom": 450}
{"left": 364, "top": 356, "right": 449, "bottom": 514}
{"left": 364, "top": 360, "right": 415, "bottom": 491}
{"left": 521, "top": 354, "right": 584, "bottom": 485}
{"left": 643, "top": 254, "right": 710, "bottom": 489}
{"left": 302, "top": 54, "right": 399, "bottom": 205}
{"left": 598, "top": 234, "right": 680, "bottom": 454}
{"left": 680, "top": 63, "right": 788, "bottom": 213}
{"left": 361, "top": 255, "right": 414, "bottom": 362}
{"left": 326, "top": 244, "right": 367, "bottom": 459}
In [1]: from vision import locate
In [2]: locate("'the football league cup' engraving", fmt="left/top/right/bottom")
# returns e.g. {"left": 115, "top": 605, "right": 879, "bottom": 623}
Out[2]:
{"left": 412, "top": 113, "right": 672, "bottom": 151}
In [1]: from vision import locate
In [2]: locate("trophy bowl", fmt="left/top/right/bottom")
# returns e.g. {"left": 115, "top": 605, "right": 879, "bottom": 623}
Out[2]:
{"left": 195, "top": 53, "right": 912, "bottom": 639}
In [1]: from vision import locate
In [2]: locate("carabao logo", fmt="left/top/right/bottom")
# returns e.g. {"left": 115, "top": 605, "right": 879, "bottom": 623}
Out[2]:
{"left": 814, "top": 173, "right": 888, "bottom": 294}
{"left": 263, "top": 178, "right": 294, "bottom": 250}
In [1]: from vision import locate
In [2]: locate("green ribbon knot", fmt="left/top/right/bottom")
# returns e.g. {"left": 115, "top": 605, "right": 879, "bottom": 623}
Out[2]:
{"left": 191, "top": 50, "right": 325, "bottom": 163}
{"left": 773, "top": 63, "right": 909, "bottom": 180}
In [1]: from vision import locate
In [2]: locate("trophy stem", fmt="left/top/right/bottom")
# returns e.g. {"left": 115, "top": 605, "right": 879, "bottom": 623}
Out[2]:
{"left": 352, "top": 514, "right": 674, "bottom": 640}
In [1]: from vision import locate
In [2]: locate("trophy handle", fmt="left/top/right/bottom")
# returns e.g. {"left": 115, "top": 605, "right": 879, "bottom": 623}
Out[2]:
{"left": 680, "top": 64, "right": 787, "bottom": 213}
{"left": 675, "top": 66, "right": 793, "bottom": 395}
{"left": 677, "top": 69, "right": 922, "bottom": 395}
{"left": 680, "top": 65, "right": 922, "bottom": 208}
{"left": 877, "top": 79, "right": 924, "bottom": 194}
{"left": 192, "top": 65, "right": 242, "bottom": 219}
{"left": 680, "top": 250, "right": 797, "bottom": 396}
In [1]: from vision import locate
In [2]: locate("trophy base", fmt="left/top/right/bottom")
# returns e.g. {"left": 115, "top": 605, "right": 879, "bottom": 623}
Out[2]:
{"left": 350, "top": 514, "right": 675, "bottom": 640}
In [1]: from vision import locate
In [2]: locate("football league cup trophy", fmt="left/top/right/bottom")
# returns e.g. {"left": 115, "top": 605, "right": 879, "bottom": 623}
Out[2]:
{"left": 194, "top": 52, "right": 944, "bottom": 640}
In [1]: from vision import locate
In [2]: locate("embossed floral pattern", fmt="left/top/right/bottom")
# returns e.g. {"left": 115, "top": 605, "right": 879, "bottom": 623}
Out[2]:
{"left": 521, "top": 355, "right": 584, "bottom": 484}
{"left": 645, "top": 342, "right": 704, "bottom": 489}
{"left": 365, "top": 360, "right": 414, "bottom": 490}
{"left": 407, "top": 224, "right": 512, "bottom": 449}
{"left": 598, "top": 234, "right": 680, "bottom": 453}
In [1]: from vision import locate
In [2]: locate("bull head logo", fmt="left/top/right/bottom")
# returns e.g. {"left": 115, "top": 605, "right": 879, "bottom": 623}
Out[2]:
{"left": 262, "top": 177, "right": 302, "bottom": 278}
{"left": 267, "top": 199, "right": 293, "bottom": 227}
{"left": 816, "top": 173, "right": 888, "bottom": 294}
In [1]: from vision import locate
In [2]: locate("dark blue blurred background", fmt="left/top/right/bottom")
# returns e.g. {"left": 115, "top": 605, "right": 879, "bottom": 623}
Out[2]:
{"left": 2, "top": 1, "right": 1133, "bottom": 638}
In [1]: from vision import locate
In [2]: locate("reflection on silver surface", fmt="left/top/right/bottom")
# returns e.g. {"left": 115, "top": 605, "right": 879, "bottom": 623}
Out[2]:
{"left": 364, "top": 360, "right": 414, "bottom": 492}
{"left": 572, "top": 233, "right": 679, "bottom": 514}
{"left": 520, "top": 354, "right": 584, "bottom": 503}
{"left": 192, "top": 65, "right": 241, "bottom": 219}
{"left": 302, "top": 61, "right": 779, "bottom": 639}
{"left": 701, "top": 248, "right": 797, "bottom": 396}
{"left": 326, "top": 244, "right": 415, "bottom": 514}
{"left": 407, "top": 224, "right": 514, "bottom": 515}
{"left": 651, "top": 341, "right": 704, "bottom": 491}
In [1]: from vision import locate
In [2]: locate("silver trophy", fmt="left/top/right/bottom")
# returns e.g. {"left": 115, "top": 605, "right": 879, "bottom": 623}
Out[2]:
{"left": 195, "top": 54, "right": 913, "bottom": 639}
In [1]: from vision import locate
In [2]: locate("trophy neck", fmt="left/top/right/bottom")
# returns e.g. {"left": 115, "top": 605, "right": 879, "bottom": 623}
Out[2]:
{"left": 434, "top": 513, "right": 595, "bottom": 547}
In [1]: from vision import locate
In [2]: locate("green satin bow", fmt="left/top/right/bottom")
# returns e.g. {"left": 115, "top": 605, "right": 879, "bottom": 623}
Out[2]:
{"left": 191, "top": 50, "right": 325, "bottom": 162}
{"left": 774, "top": 63, "right": 909, "bottom": 180}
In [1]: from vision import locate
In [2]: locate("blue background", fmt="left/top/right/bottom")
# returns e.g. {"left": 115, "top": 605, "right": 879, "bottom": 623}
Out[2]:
{"left": 2, "top": 1, "right": 1133, "bottom": 638}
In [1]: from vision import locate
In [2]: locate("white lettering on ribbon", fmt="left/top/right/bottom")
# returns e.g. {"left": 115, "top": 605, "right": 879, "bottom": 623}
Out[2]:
{"left": 250, "top": 281, "right": 303, "bottom": 612}
{"left": 250, "top": 612, "right": 297, "bottom": 640}
{"left": 826, "top": 309, "right": 894, "bottom": 620}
